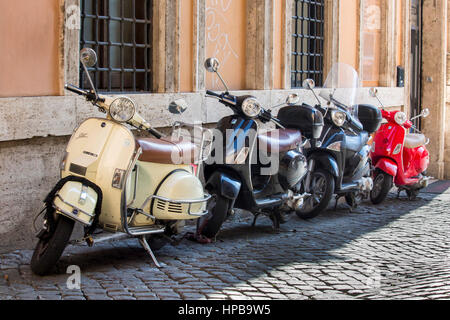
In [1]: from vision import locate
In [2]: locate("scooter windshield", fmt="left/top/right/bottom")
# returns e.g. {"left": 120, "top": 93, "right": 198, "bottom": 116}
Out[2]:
{"left": 319, "top": 63, "right": 360, "bottom": 113}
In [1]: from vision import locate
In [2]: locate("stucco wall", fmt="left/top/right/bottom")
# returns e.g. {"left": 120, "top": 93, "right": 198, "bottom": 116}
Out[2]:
{"left": 0, "top": 0, "right": 61, "bottom": 97}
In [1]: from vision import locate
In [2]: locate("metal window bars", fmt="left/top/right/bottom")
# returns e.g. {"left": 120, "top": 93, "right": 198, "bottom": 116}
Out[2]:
{"left": 80, "top": 0, "right": 152, "bottom": 92}
{"left": 291, "top": 0, "right": 325, "bottom": 88}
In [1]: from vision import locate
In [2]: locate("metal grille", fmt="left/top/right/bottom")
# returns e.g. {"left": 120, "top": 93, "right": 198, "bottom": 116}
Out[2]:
{"left": 291, "top": 0, "right": 325, "bottom": 88}
{"left": 80, "top": 0, "right": 152, "bottom": 92}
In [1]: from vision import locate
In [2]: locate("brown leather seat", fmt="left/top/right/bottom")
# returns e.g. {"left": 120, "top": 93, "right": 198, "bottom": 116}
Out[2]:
{"left": 136, "top": 138, "right": 198, "bottom": 164}
{"left": 258, "top": 129, "right": 302, "bottom": 153}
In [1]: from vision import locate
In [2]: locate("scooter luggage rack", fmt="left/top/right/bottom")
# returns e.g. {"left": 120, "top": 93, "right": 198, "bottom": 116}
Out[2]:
{"left": 172, "top": 121, "right": 213, "bottom": 166}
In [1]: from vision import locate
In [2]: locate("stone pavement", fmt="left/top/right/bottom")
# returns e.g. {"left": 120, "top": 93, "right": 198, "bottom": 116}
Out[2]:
{"left": 1, "top": 183, "right": 450, "bottom": 300}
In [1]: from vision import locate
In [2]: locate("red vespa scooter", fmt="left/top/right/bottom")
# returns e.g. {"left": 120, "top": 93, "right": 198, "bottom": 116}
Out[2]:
{"left": 369, "top": 88, "right": 431, "bottom": 203}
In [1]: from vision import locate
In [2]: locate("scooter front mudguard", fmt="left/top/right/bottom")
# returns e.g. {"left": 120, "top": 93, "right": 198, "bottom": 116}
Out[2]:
{"left": 374, "top": 157, "right": 397, "bottom": 178}
{"left": 308, "top": 152, "right": 340, "bottom": 179}
{"left": 53, "top": 181, "right": 99, "bottom": 226}
{"left": 206, "top": 170, "right": 242, "bottom": 201}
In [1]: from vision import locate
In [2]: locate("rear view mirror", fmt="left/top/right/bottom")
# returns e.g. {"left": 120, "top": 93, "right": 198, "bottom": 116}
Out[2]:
{"left": 168, "top": 99, "right": 188, "bottom": 114}
{"left": 369, "top": 87, "right": 378, "bottom": 98}
{"left": 286, "top": 93, "right": 300, "bottom": 106}
{"left": 204, "top": 58, "right": 220, "bottom": 73}
{"left": 421, "top": 108, "right": 430, "bottom": 118}
{"left": 80, "top": 48, "right": 97, "bottom": 68}
{"left": 302, "top": 79, "right": 315, "bottom": 89}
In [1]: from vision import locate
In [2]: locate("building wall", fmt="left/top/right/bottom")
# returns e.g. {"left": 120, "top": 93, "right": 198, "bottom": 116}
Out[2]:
{"left": 205, "top": 0, "right": 247, "bottom": 90}
{"left": 0, "top": 0, "right": 62, "bottom": 97}
{"left": 0, "top": 0, "right": 409, "bottom": 252}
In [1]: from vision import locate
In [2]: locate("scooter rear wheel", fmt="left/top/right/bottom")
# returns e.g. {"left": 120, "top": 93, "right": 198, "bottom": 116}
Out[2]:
{"left": 31, "top": 216, "right": 75, "bottom": 276}
{"left": 370, "top": 170, "right": 393, "bottom": 204}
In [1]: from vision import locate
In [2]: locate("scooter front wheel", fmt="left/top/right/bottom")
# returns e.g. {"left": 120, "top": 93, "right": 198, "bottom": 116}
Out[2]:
{"left": 199, "top": 192, "right": 231, "bottom": 239}
{"left": 296, "top": 169, "right": 335, "bottom": 220}
{"left": 30, "top": 216, "right": 75, "bottom": 276}
{"left": 370, "top": 170, "right": 393, "bottom": 204}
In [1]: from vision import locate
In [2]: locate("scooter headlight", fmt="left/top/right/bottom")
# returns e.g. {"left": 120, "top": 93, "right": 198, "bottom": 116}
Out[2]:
{"left": 109, "top": 97, "right": 136, "bottom": 123}
{"left": 394, "top": 112, "right": 407, "bottom": 126}
{"left": 331, "top": 110, "right": 346, "bottom": 127}
{"left": 241, "top": 97, "right": 262, "bottom": 118}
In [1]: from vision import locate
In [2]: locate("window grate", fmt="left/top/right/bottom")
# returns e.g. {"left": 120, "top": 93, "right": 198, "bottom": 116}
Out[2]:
{"left": 291, "top": 0, "right": 325, "bottom": 88}
{"left": 80, "top": 0, "right": 152, "bottom": 93}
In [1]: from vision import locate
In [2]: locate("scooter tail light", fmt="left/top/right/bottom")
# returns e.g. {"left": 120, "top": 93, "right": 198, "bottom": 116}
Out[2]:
{"left": 393, "top": 144, "right": 402, "bottom": 155}
{"left": 191, "top": 164, "right": 198, "bottom": 176}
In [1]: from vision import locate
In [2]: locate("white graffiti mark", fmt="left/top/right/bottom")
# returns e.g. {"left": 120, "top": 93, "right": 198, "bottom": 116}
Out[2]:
{"left": 364, "top": 5, "right": 381, "bottom": 31}
{"left": 66, "top": 4, "right": 81, "bottom": 31}
{"left": 206, "top": 0, "right": 239, "bottom": 89}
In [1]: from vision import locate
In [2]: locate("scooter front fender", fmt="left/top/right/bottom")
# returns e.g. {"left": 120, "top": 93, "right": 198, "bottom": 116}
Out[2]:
{"left": 375, "top": 158, "right": 397, "bottom": 177}
{"left": 206, "top": 171, "right": 241, "bottom": 200}
{"left": 309, "top": 152, "right": 339, "bottom": 179}
{"left": 53, "top": 180, "right": 99, "bottom": 226}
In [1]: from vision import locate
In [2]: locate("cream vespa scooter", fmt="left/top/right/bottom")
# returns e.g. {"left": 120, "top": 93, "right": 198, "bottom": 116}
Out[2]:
{"left": 31, "top": 48, "right": 211, "bottom": 275}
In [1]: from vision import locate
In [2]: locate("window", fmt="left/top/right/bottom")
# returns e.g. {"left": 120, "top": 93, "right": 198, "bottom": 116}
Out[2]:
{"left": 80, "top": 0, "right": 152, "bottom": 92}
{"left": 291, "top": 0, "right": 325, "bottom": 88}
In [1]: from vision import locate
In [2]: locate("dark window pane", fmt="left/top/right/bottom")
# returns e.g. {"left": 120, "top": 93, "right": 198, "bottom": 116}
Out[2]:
{"left": 291, "top": 0, "right": 324, "bottom": 88}
{"left": 80, "top": 0, "right": 152, "bottom": 92}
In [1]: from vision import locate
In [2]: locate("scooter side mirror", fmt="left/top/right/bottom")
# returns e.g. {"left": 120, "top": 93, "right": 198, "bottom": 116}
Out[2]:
{"left": 369, "top": 87, "right": 378, "bottom": 98}
{"left": 286, "top": 93, "right": 300, "bottom": 106}
{"left": 204, "top": 58, "right": 220, "bottom": 73}
{"left": 168, "top": 99, "right": 189, "bottom": 114}
{"left": 80, "top": 48, "right": 97, "bottom": 68}
{"left": 302, "top": 79, "right": 315, "bottom": 90}
{"left": 421, "top": 108, "right": 430, "bottom": 118}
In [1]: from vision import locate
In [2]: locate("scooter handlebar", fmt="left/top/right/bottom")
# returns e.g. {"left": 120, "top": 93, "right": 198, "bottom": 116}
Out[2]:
{"left": 65, "top": 84, "right": 88, "bottom": 96}
{"left": 206, "top": 90, "right": 222, "bottom": 98}
{"left": 148, "top": 127, "right": 163, "bottom": 139}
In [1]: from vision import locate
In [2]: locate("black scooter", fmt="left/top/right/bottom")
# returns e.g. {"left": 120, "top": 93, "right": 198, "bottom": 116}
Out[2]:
{"left": 197, "top": 58, "right": 324, "bottom": 238}
{"left": 282, "top": 66, "right": 382, "bottom": 219}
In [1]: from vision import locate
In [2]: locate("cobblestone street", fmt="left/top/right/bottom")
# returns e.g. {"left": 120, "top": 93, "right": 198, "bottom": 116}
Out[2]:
{"left": 1, "top": 182, "right": 450, "bottom": 300}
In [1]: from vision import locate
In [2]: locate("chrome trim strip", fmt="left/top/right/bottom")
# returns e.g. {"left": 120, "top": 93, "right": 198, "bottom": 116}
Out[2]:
{"left": 54, "top": 193, "right": 95, "bottom": 218}
{"left": 53, "top": 205, "right": 93, "bottom": 226}
{"left": 138, "top": 194, "right": 211, "bottom": 217}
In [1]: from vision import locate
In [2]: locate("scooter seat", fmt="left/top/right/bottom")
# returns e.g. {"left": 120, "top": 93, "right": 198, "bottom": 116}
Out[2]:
{"left": 136, "top": 138, "right": 198, "bottom": 164}
{"left": 404, "top": 133, "right": 427, "bottom": 149}
{"left": 258, "top": 129, "right": 302, "bottom": 153}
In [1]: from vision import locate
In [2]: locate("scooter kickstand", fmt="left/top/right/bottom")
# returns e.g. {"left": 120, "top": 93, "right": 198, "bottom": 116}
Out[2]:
{"left": 251, "top": 213, "right": 261, "bottom": 227}
{"left": 139, "top": 236, "right": 162, "bottom": 268}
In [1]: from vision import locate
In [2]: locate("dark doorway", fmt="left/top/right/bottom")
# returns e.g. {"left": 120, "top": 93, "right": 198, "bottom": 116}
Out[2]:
{"left": 410, "top": 0, "right": 422, "bottom": 129}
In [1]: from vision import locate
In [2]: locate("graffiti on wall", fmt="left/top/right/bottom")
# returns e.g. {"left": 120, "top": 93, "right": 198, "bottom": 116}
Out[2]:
{"left": 205, "top": 0, "right": 241, "bottom": 90}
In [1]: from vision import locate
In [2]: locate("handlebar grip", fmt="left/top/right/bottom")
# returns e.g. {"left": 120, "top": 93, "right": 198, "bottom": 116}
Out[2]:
{"left": 65, "top": 84, "right": 87, "bottom": 96}
{"left": 148, "top": 127, "right": 163, "bottom": 139}
{"left": 206, "top": 90, "right": 221, "bottom": 98}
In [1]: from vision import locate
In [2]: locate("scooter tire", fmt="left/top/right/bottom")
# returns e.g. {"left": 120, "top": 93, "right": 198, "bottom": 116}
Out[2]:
{"left": 200, "top": 194, "right": 230, "bottom": 239}
{"left": 31, "top": 216, "right": 75, "bottom": 276}
{"left": 370, "top": 170, "right": 393, "bottom": 205}
{"left": 296, "top": 169, "right": 335, "bottom": 220}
